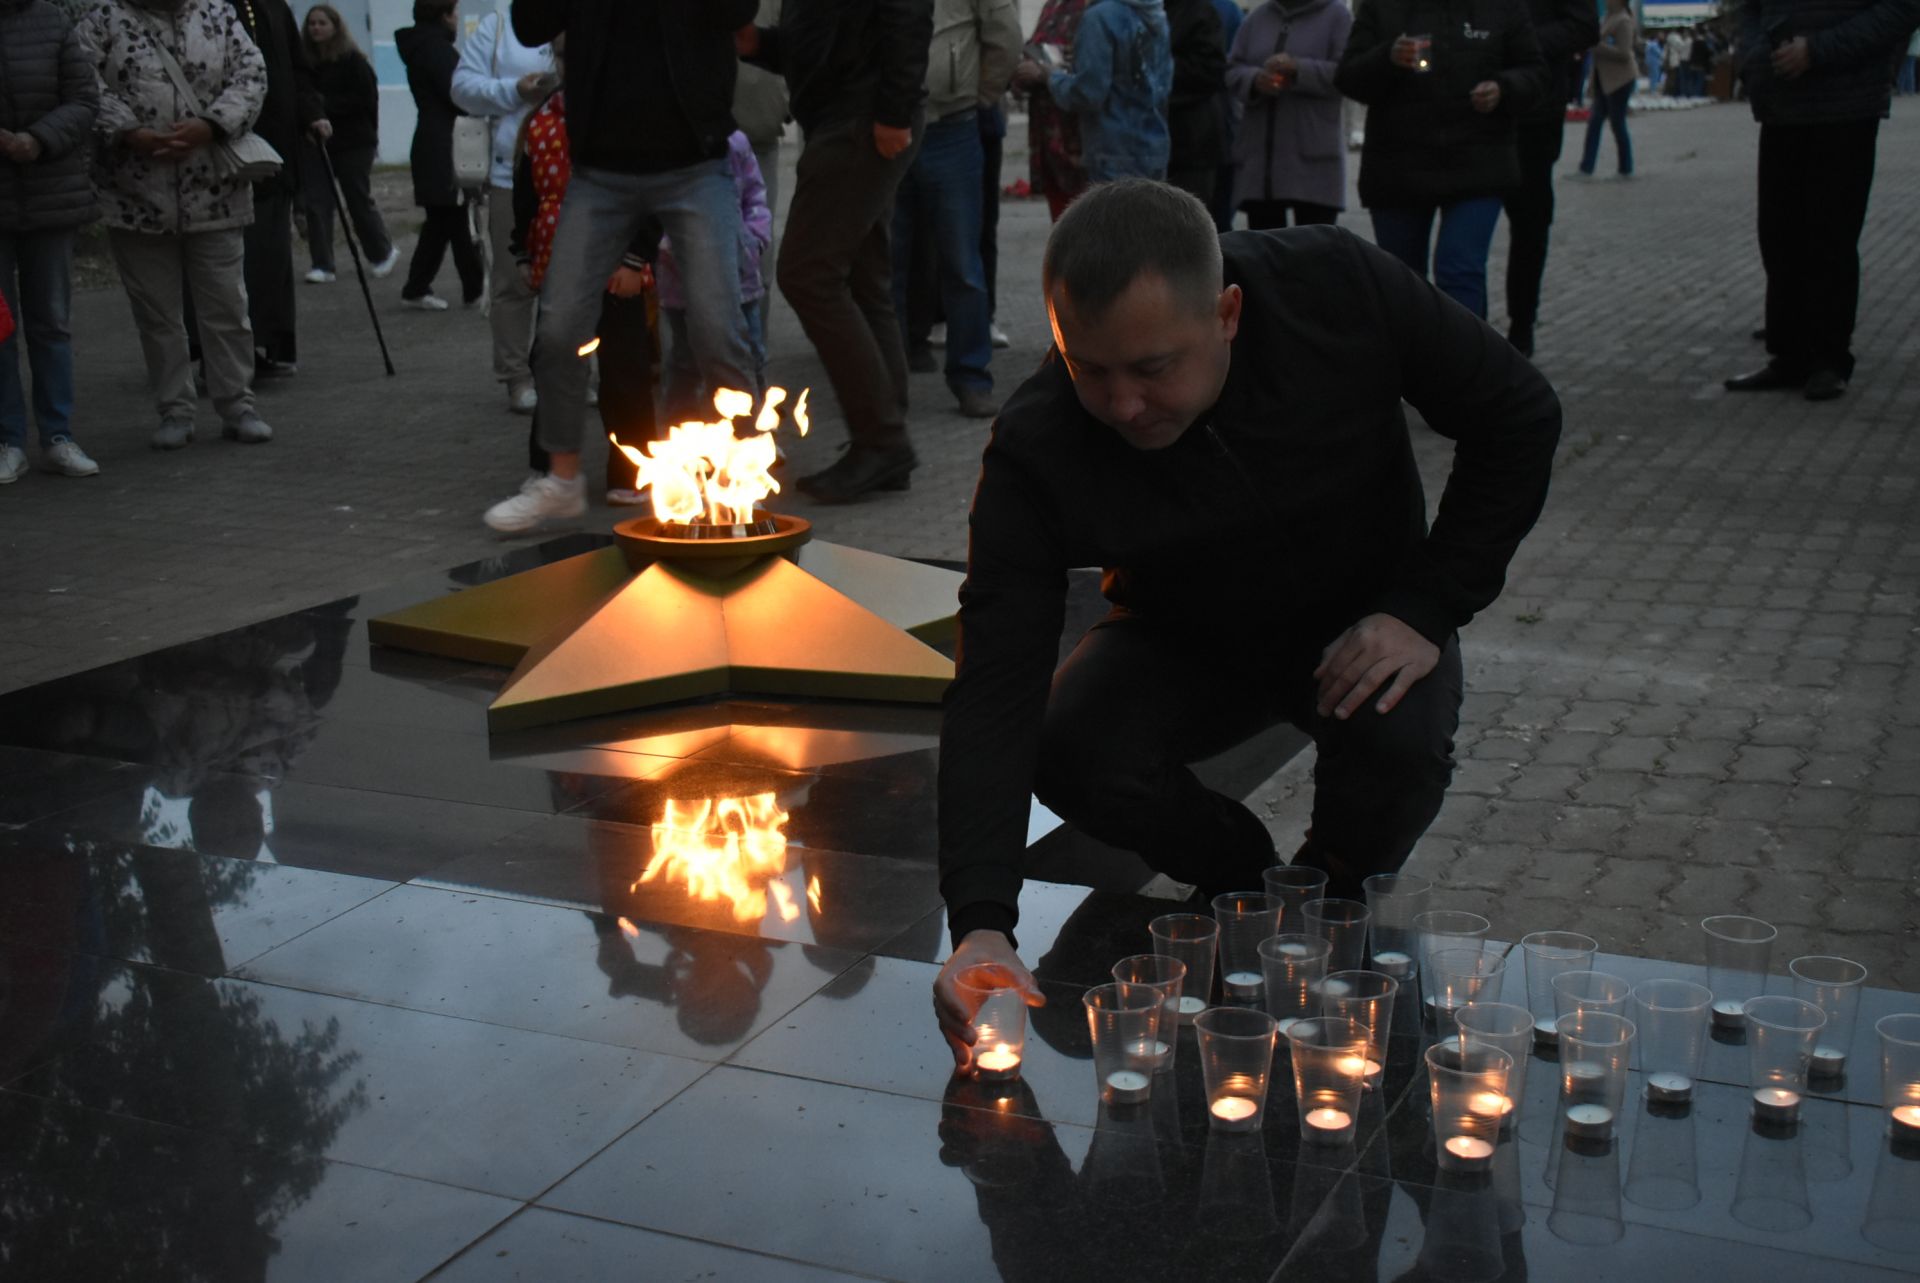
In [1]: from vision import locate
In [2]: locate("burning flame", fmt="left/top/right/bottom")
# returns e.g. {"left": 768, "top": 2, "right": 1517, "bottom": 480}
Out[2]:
{"left": 610, "top": 387, "right": 809, "bottom": 526}
{"left": 634, "top": 791, "right": 801, "bottom": 924}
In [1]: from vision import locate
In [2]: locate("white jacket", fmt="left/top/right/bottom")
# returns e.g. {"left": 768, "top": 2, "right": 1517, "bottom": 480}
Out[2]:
{"left": 450, "top": 9, "right": 553, "bottom": 189}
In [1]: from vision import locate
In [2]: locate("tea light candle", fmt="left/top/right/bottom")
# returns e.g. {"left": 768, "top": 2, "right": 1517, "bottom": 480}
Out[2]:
{"left": 974, "top": 1044, "right": 1021, "bottom": 1081}
{"left": 1647, "top": 1071, "right": 1694, "bottom": 1105}
{"left": 1533, "top": 1016, "right": 1559, "bottom": 1045}
{"left": 1565, "top": 1103, "right": 1615, "bottom": 1139}
{"left": 1223, "top": 970, "right": 1264, "bottom": 1001}
{"left": 1468, "top": 1091, "right": 1514, "bottom": 1121}
{"left": 1275, "top": 1017, "right": 1301, "bottom": 1036}
{"left": 1443, "top": 1135, "right": 1496, "bottom": 1167}
{"left": 1319, "top": 977, "right": 1353, "bottom": 1000}
{"left": 1278, "top": 941, "right": 1316, "bottom": 959}
{"left": 1337, "top": 1054, "right": 1384, "bottom": 1087}
{"left": 1891, "top": 1105, "right": 1920, "bottom": 1137}
{"left": 1752, "top": 1087, "right": 1801, "bottom": 1123}
{"left": 1210, "top": 1096, "right": 1261, "bottom": 1132}
{"left": 1712, "top": 999, "right": 1747, "bottom": 1029}
{"left": 1126, "top": 1037, "right": 1173, "bottom": 1074}
{"left": 1810, "top": 1044, "right": 1847, "bottom": 1078}
{"left": 1176, "top": 995, "right": 1208, "bottom": 1023}
{"left": 1105, "top": 1070, "right": 1151, "bottom": 1104}
{"left": 1372, "top": 950, "right": 1413, "bottom": 979}
{"left": 1303, "top": 1106, "right": 1355, "bottom": 1144}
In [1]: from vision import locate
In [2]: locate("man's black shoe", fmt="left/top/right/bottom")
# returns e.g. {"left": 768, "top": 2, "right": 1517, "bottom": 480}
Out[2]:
{"left": 1803, "top": 367, "right": 1848, "bottom": 401}
{"left": 955, "top": 387, "right": 1000, "bottom": 419}
{"left": 1507, "top": 322, "right": 1534, "bottom": 358}
{"left": 1751, "top": 327, "right": 1767, "bottom": 342}
{"left": 908, "top": 344, "right": 938, "bottom": 374}
{"left": 796, "top": 443, "right": 917, "bottom": 503}
{"left": 1724, "top": 362, "right": 1805, "bottom": 392}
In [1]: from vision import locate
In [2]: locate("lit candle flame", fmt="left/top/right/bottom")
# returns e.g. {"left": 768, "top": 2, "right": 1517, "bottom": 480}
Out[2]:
{"left": 577, "top": 336, "right": 601, "bottom": 358}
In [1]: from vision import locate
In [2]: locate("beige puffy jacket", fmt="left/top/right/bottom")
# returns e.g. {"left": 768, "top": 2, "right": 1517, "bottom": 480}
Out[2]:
{"left": 923, "top": 0, "right": 1022, "bottom": 119}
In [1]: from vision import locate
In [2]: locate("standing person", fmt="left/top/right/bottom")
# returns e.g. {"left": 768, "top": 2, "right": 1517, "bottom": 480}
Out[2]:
{"left": 1688, "top": 24, "right": 1714, "bottom": 96}
{"left": 397, "top": 0, "right": 482, "bottom": 312}
{"left": 1024, "top": 0, "right": 1093, "bottom": 220}
{"left": 734, "top": 0, "right": 789, "bottom": 350}
{"left": 738, "top": 1, "right": 934, "bottom": 505}
{"left": 221, "top": 0, "right": 325, "bottom": 376}
{"left": 1723, "top": 0, "right": 1920, "bottom": 401}
{"left": 1208, "top": 0, "right": 1245, "bottom": 231}
{"left": 1665, "top": 25, "right": 1691, "bottom": 92}
{"left": 891, "top": 0, "right": 1021, "bottom": 421}
{"left": 1164, "top": 0, "right": 1228, "bottom": 204}
{"left": 658, "top": 130, "right": 773, "bottom": 420}
{"left": 1644, "top": 28, "right": 1665, "bottom": 94}
{"left": 482, "top": 0, "right": 757, "bottom": 533}
{"left": 78, "top": 0, "right": 273, "bottom": 448}
{"left": 978, "top": 99, "right": 1009, "bottom": 345}
{"left": 1013, "top": 0, "right": 1174, "bottom": 185}
{"left": 1577, "top": 0, "right": 1638, "bottom": 178}
{"left": 299, "top": 4, "right": 398, "bottom": 286}
{"left": 451, "top": 1, "right": 553, "bottom": 414}
{"left": 1225, "top": 0, "right": 1353, "bottom": 230}
{"left": 1498, "top": 0, "right": 1597, "bottom": 354}
{"left": 1335, "top": 0, "right": 1547, "bottom": 319}
{"left": 0, "top": 0, "right": 102, "bottom": 483}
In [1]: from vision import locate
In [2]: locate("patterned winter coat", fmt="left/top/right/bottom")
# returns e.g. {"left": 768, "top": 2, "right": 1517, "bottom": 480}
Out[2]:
{"left": 76, "top": 0, "right": 267, "bottom": 235}
{"left": 0, "top": 0, "right": 100, "bottom": 232}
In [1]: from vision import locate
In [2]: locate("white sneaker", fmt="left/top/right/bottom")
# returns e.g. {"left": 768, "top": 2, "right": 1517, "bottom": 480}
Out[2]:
{"left": 484, "top": 472, "right": 587, "bottom": 534}
{"left": 304, "top": 268, "right": 336, "bottom": 284}
{"left": 990, "top": 323, "right": 1011, "bottom": 349}
{"left": 402, "top": 293, "right": 450, "bottom": 311}
{"left": 928, "top": 322, "right": 947, "bottom": 349}
{"left": 0, "top": 444, "right": 25, "bottom": 483}
{"left": 605, "top": 487, "right": 650, "bottom": 508}
{"left": 508, "top": 381, "right": 538, "bottom": 415}
{"left": 370, "top": 247, "right": 402, "bottom": 278}
{"left": 42, "top": 438, "right": 100, "bottom": 477}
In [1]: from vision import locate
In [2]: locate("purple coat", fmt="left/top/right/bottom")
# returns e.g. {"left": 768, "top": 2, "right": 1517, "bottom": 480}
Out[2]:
{"left": 1225, "top": 0, "right": 1351, "bottom": 211}
{"left": 656, "top": 131, "right": 772, "bottom": 310}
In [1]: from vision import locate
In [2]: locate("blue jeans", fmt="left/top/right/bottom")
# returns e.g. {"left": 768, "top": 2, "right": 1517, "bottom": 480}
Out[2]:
{"left": 664, "top": 299, "right": 767, "bottom": 423}
{"left": 0, "top": 229, "right": 77, "bottom": 448}
{"left": 534, "top": 162, "right": 753, "bottom": 456}
{"left": 1581, "top": 83, "right": 1634, "bottom": 175}
{"left": 1369, "top": 198, "right": 1505, "bottom": 318}
{"left": 891, "top": 114, "right": 993, "bottom": 394}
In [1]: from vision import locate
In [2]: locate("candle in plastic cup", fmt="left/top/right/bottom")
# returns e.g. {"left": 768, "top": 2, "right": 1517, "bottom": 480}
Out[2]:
{"left": 1878, "top": 1014, "right": 1920, "bottom": 1138}
{"left": 1633, "top": 978, "right": 1711, "bottom": 1107}
{"left": 1150, "top": 913, "right": 1218, "bottom": 1024}
{"left": 1745, "top": 995, "right": 1824, "bottom": 1123}
{"left": 1302, "top": 897, "right": 1371, "bottom": 975}
{"left": 1111, "top": 953, "right": 1187, "bottom": 1073}
{"left": 1259, "top": 933, "right": 1330, "bottom": 1029}
{"left": 1552, "top": 969, "right": 1632, "bottom": 1020}
{"left": 1261, "top": 864, "right": 1328, "bottom": 932}
{"left": 1427, "top": 1040, "right": 1511, "bottom": 1171}
{"left": 956, "top": 963, "right": 1029, "bottom": 1082}
{"left": 1521, "top": 930, "right": 1599, "bottom": 1043}
{"left": 1198, "top": 1006, "right": 1279, "bottom": 1133}
{"left": 1430, "top": 946, "right": 1507, "bottom": 1018}
{"left": 1318, "top": 968, "right": 1398, "bottom": 1091}
{"left": 1702, "top": 915, "right": 1776, "bottom": 1029}
{"left": 1555, "top": 1009, "right": 1635, "bottom": 1142}
{"left": 1213, "top": 891, "right": 1282, "bottom": 1004}
{"left": 1789, "top": 955, "right": 1867, "bottom": 1078}
{"left": 1411, "top": 33, "right": 1433, "bottom": 71}
{"left": 1362, "top": 872, "right": 1431, "bottom": 982}
{"left": 1414, "top": 909, "right": 1491, "bottom": 1017}
{"left": 1287, "top": 1015, "right": 1371, "bottom": 1146}
{"left": 1454, "top": 1001, "right": 1534, "bottom": 1123}
{"left": 1085, "top": 981, "right": 1166, "bottom": 1107}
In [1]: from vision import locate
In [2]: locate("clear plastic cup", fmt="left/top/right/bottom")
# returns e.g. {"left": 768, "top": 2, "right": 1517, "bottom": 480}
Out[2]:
{"left": 1428, "top": 1040, "right": 1512, "bottom": 1171}
{"left": 1110, "top": 953, "right": 1187, "bottom": 1074}
{"left": 1258, "top": 933, "right": 1330, "bottom": 1033}
{"left": 1085, "top": 982, "right": 1166, "bottom": 1105}
{"left": 1362, "top": 872, "right": 1432, "bottom": 981}
{"left": 1632, "top": 978, "right": 1712, "bottom": 1105}
{"left": 1415, "top": 910, "right": 1492, "bottom": 1017}
{"left": 1196, "top": 1006, "right": 1279, "bottom": 1133}
{"left": 1262, "top": 864, "right": 1329, "bottom": 933}
{"left": 1430, "top": 946, "right": 1507, "bottom": 1020}
{"left": 955, "top": 963, "right": 1029, "bottom": 1081}
{"left": 1410, "top": 32, "right": 1434, "bottom": 72}
{"left": 1286, "top": 1015, "right": 1372, "bottom": 1146}
{"left": 1213, "top": 891, "right": 1282, "bottom": 1003}
{"left": 1521, "top": 930, "right": 1600, "bottom": 1044}
{"left": 1454, "top": 1002, "right": 1533, "bottom": 1128}
{"left": 1556, "top": 1009, "right": 1636, "bottom": 1141}
{"left": 1149, "top": 913, "right": 1218, "bottom": 1025}
{"left": 1302, "top": 897, "right": 1371, "bottom": 975}
{"left": 1317, "top": 969, "right": 1397, "bottom": 1091}
{"left": 1746, "top": 995, "right": 1824, "bottom": 1124}
{"left": 1702, "top": 915, "right": 1777, "bottom": 1030}
{"left": 1789, "top": 955, "right": 1867, "bottom": 1078}
{"left": 1877, "top": 1014, "right": 1920, "bottom": 1141}
{"left": 1552, "top": 970, "right": 1632, "bottom": 1021}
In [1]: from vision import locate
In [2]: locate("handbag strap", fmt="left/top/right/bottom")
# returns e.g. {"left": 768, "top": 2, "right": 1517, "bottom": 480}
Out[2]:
{"left": 136, "top": 11, "right": 211, "bottom": 119}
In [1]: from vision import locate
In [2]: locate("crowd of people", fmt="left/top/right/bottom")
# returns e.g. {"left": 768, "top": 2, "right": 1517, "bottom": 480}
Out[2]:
{"left": 0, "top": 0, "right": 1914, "bottom": 499}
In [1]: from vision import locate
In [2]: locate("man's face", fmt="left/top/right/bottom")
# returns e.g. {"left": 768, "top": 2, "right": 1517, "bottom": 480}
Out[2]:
{"left": 1047, "top": 271, "right": 1241, "bottom": 451}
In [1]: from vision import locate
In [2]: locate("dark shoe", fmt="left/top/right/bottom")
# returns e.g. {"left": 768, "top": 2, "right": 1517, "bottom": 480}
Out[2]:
{"left": 254, "top": 356, "right": 298, "bottom": 378}
{"left": 1507, "top": 322, "right": 1534, "bottom": 358}
{"left": 1803, "top": 367, "right": 1848, "bottom": 401}
{"left": 796, "top": 443, "right": 917, "bottom": 504}
{"left": 1751, "top": 327, "right": 1768, "bottom": 342}
{"left": 954, "top": 386, "right": 1000, "bottom": 419}
{"left": 1724, "top": 362, "right": 1805, "bottom": 392}
{"left": 907, "top": 344, "right": 938, "bottom": 374}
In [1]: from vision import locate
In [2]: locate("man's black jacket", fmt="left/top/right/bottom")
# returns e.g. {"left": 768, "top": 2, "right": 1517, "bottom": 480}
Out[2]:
{"left": 512, "top": 0, "right": 756, "bottom": 166}
{"left": 1521, "top": 0, "right": 1602, "bottom": 124}
{"left": 939, "top": 226, "right": 1561, "bottom": 944}
{"left": 748, "top": 0, "right": 932, "bottom": 134}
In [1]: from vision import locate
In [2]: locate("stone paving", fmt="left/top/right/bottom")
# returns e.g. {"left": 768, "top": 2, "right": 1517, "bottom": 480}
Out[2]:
{"left": 2, "top": 100, "right": 1915, "bottom": 989}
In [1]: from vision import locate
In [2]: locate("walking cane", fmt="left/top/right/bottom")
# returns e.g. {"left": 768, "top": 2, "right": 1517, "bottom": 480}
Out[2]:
{"left": 319, "top": 143, "right": 396, "bottom": 376}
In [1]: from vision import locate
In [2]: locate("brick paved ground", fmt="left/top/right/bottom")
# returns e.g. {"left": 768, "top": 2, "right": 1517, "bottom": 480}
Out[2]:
{"left": 3, "top": 100, "right": 1915, "bottom": 987}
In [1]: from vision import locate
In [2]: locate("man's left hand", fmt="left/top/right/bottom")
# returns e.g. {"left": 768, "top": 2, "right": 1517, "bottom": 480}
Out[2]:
{"left": 1314, "top": 613, "right": 1441, "bottom": 720}
{"left": 310, "top": 118, "right": 333, "bottom": 141}
{"left": 873, "top": 122, "right": 912, "bottom": 159}
{"left": 0, "top": 130, "right": 42, "bottom": 163}
{"left": 1469, "top": 80, "right": 1502, "bottom": 112}
{"left": 1772, "top": 36, "right": 1811, "bottom": 79}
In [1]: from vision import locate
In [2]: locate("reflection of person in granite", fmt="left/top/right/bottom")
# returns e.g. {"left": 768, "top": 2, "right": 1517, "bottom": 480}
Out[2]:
{"left": 586, "top": 912, "right": 772, "bottom": 1046}
{"left": 932, "top": 180, "right": 1559, "bottom": 1063}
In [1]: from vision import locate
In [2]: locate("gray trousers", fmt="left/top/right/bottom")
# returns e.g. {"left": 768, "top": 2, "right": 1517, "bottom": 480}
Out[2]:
{"left": 108, "top": 227, "right": 255, "bottom": 426}
{"left": 486, "top": 184, "right": 537, "bottom": 384}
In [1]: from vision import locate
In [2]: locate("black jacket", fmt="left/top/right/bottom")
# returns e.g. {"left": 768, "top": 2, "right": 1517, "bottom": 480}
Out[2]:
{"left": 1738, "top": 0, "right": 1920, "bottom": 124}
{"left": 938, "top": 227, "right": 1561, "bottom": 943}
{"left": 0, "top": 0, "right": 98, "bottom": 232}
{"left": 1335, "top": 0, "right": 1548, "bottom": 205}
{"left": 749, "top": 0, "right": 933, "bottom": 133}
{"left": 1167, "top": 0, "right": 1230, "bottom": 171}
{"left": 1521, "top": 0, "right": 1601, "bottom": 123}
{"left": 396, "top": 21, "right": 462, "bottom": 207}
{"left": 512, "top": 0, "right": 754, "bottom": 165}
{"left": 227, "top": 0, "right": 322, "bottom": 193}
{"left": 309, "top": 51, "right": 379, "bottom": 153}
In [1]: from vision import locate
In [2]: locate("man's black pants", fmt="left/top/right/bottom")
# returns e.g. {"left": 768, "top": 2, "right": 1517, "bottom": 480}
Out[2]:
{"left": 1502, "top": 115, "right": 1565, "bottom": 334}
{"left": 1759, "top": 118, "right": 1879, "bottom": 378}
{"left": 1032, "top": 614, "right": 1463, "bottom": 903}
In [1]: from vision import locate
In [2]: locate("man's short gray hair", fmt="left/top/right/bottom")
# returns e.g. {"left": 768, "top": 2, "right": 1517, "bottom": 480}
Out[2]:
{"left": 1042, "top": 179, "right": 1224, "bottom": 321}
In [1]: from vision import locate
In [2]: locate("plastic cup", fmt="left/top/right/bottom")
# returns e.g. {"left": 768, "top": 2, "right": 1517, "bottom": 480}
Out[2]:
{"left": 1411, "top": 32, "right": 1434, "bottom": 72}
{"left": 1085, "top": 982, "right": 1166, "bottom": 1105}
{"left": 955, "top": 963, "right": 1029, "bottom": 1081}
{"left": 1262, "top": 864, "right": 1329, "bottom": 932}
{"left": 1454, "top": 1002, "right": 1533, "bottom": 1128}
{"left": 1150, "top": 913, "right": 1218, "bottom": 1025}
{"left": 1196, "top": 1006, "right": 1279, "bottom": 1132}
{"left": 1258, "top": 933, "right": 1330, "bottom": 1033}
{"left": 1362, "top": 872, "right": 1431, "bottom": 981}
{"left": 1877, "top": 1014, "right": 1920, "bottom": 1140}
{"left": 1213, "top": 891, "right": 1282, "bottom": 1003}
{"left": 1522, "top": 930, "right": 1599, "bottom": 1044}
{"left": 1414, "top": 910, "right": 1491, "bottom": 1018}
{"left": 1746, "top": 995, "right": 1824, "bottom": 1124}
{"left": 1317, "top": 969, "right": 1397, "bottom": 1091}
{"left": 1632, "top": 978, "right": 1712, "bottom": 1105}
{"left": 1111, "top": 953, "right": 1187, "bottom": 1074}
{"left": 1789, "top": 955, "right": 1867, "bottom": 1078}
{"left": 1552, "top": 970, "right": 1632, "bottom": 1021}
{"left": 1428, "top": 1040, "right": 1512, "bottom": 1170}
{"left": 1287, "top": 1016, "right": 1372, "bottom": 1145}
{"left": 1556, "top": 1009, "right": 1636, "bottom": 1141}
{"left": 1302, "top": 897, "right": 1371, "bottom": 975}
{"left": 1702, "top": 915, "right": 1777, "bottom": 1030}
{"left": 1430, "top": 947, "right": 1507, "bottom": 1020}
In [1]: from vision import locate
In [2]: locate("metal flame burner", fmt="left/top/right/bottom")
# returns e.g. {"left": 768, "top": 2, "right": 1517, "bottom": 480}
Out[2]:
{"left": 663, "top": 515, "right": 781, "bottom": 540}
{"left": 613, "top": 509, "right": 813, "bottom": 573}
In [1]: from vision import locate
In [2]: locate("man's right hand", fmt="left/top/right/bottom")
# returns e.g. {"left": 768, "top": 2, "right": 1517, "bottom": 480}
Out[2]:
{"left": 933, "top": 929, "right": 1045, "bottom": 1072}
